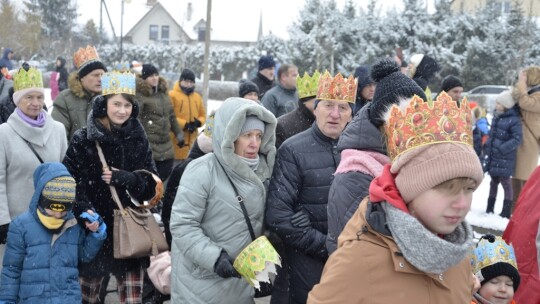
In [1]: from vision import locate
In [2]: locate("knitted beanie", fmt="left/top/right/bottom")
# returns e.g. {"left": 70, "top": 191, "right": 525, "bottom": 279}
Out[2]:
{"left": 369, "top": 58, "right": 426, "bottom": 127}
{"left": 240, "top": 115, "right": 265, "bottom": 135}
{"left": 409, "top": 54, "right": 440, "bottom": 90}
{"left": 239, "top": 79, "right": 259, "bottom": 97}
{"left": 495, "top": 90, "right": 516, "bottom": 109}
{"left": 41, "top": 176, "right": 76, "bottom": 203}
{"left": 440, "top": 75, "right": 463, "bottom": 93}
{"left": 79, "top": 60, "right": 107, "bottom": 79}
{"left": 391, "top": 143, "right": 484, "bottom": 203}
{"left": 141, "top": 64, "right": 159, "bottom": 80}
{"left": 258, "top": 55, "right": 276, "bottom": 71}
{"left": 179, "top": 68, "right": 196, "bottom": 82}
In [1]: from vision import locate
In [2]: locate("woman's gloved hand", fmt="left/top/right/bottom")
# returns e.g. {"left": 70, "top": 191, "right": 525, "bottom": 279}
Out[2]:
{"left": 291, "top": 210, "right": 311, "bottom": 228}
{"left": 214, "top": 250, "right": 240, "bottom": 278}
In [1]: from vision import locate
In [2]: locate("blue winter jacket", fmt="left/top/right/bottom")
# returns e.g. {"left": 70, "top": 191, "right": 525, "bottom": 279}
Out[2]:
{"left": 473, "top": 117, "right": 489, "bottom": 157}
{"left": 0, "top": 162, "right": 104, "bottom": 304}
{"left": 0, "top": 49, "right": 13, "bottom": 70}
{"left": 484, "top": 107, "right": 522, "bottom": 177}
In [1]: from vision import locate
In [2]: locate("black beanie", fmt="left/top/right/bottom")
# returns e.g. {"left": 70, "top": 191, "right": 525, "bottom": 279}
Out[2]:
{"left": 78, "top": 60, "right": 107, "bottom": 79}
{"left": 440, "top": 75, "right": 463, "bottom": 93}
{"left": 180, "top": 68, "right": 196, "bottom": 82}
{"left": 141, "top": 64, "right": 159, "bottom": 80}
{"left": 239, "top": 79, "right": 259, "bottom": 97}
{"left": 258, "top": 55, "right": 276, "bottom": 71}
{"left": 411, "top": 54, "right": 440, "bottom": 90}
{"left": 92, "top": 94, "right": 139, "bottom": 119}
{"left": 479, "top": 262, "right": 521, "bottom": 291}
{"left": 354, "top": 65, "right": 374, "bottom": 93}
{"left": 369, "top": 58, "right": 427, "bottom": 127}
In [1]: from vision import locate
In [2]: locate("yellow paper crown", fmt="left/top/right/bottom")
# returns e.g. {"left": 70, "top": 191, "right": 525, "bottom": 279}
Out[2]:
{"left": 316, "top": 71, "right": 357, "bottom": 103}
{"left": 233, "top": 236, "right": 281, "bottom": 290}
{"left": 471, "top": 236, "right": 518, "bottom": 277}
{"left": 297, "top": 71, "right": 321, "bottom": 99}
{"left": 384, "top": 92, "right": 473, "bottom": 160}
{"left": 73, "top": 45, "right": 100, "bottom": 70}
{"left": 101, "top": 71, "right": 136, "bottom": 96}
{"left": 13, "top": 66, "right": 43, "bottom": 92}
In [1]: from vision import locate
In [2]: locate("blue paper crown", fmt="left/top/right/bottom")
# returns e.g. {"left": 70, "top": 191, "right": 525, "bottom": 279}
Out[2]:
{"left": 471, "top": 236, "right": 518, "bottom": 276}
{"left": 101, "top": 71, "right": 136, "bottom": 96}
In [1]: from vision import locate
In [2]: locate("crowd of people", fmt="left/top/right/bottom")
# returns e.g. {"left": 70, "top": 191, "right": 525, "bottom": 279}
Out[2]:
{"left": 0, "top": 44, "right": 538, "bottom": 304}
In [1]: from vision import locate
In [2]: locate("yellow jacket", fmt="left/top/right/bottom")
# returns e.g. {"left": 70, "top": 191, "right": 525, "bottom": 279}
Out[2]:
{"left": 168, "top": 81, "right": 206, "bottom": 160}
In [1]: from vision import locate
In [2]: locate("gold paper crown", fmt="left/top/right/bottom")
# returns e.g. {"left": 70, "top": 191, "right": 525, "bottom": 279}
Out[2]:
{"left": 384, "top": 92, "right": 473, "bottom": 160}
{"left": 316, "top": 71, "right": 357, "bottom": 103}
{"left": 73, "top": 45, "right": 100, "bottom": 70}
{"left": 471, "top": 236, "right": 518, "bottom": 276}
{"left": 101, "top": 71, "right": 136, "bottom": 96}
{"left": 13, "top": 66, "right": 43, "bottom": 92}
{"left": 233, "top": 236, "right": 281, "bottom": 290}
{"left": 297, "top": 71, "right": 321, "bottom": 99}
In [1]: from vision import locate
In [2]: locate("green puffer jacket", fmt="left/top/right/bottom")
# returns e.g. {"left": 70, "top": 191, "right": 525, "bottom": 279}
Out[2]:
{"left": 51, "top": 72, "right": 97, "bottom": 141}
{"left": 136, "top": 75, "right": 182, "bottom": 161}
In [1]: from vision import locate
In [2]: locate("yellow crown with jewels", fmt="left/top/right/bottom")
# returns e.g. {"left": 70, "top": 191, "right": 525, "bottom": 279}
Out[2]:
{"left": 471, "top": 236, "right": 518, "bottom": 277}
{"left": 13, "top": 66, "right": 43, "bottom": 92}
{"left": 73, "top": 45, "right": 100, "bottom": 70}
{"left": 101, "top": 71, "right": 136, "bottom": 96}
{"left": 296, "top": 71, "right": 321, "bottom": 99}
{"left": 384, "top": 92, "right": 473, "bottom": 160}
{"left": 316, "top": 71, "right": 357, "bottom": 103}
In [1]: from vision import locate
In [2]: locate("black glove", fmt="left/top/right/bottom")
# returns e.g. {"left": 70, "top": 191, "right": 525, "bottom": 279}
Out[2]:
{"left": 291, "top": 210, "right": 311, "bottom": 228}
{"left": 193, "top": 118, "right": 202, "bottom": 128}
{"left": 111, "top": 170, "right": 137, "bottom": 189}
{"left": 176, "top": 133, "right": 185, "bottom": 147}
{"left": 0, "top": 223, "right": 9, "bottom": 244}
{"left": 186, "top": 122, "right": 197, "bottom": 133}
{"left": 214, "top": 250, "right": 240, "bottom": 278}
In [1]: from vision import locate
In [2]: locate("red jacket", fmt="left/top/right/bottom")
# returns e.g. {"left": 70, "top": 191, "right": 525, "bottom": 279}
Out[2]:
{"left": 503, "top": 166, "right": 540, "bottom": 303}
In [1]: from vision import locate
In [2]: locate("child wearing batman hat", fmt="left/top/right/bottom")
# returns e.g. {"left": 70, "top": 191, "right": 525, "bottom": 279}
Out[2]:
{"left": 0, "top": 162, "right": 105, "bottom": 303}
{"left": 471, "top": 234, "right": 519, "bottom": 304}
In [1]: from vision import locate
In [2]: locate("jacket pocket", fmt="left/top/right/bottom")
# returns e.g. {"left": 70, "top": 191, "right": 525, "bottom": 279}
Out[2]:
{"left": 192, "top": 264, "right": 218, "bottom": 280}
{"left": 19, "top": 284, "right": 45, "bottom": 301}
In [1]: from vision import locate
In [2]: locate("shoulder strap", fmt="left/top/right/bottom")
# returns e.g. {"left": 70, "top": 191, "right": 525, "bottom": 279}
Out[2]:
{"left": 24, "top": 139, "right": 44, "bottom": 163}
{"left": 95, "top": 141, "right": 124, "bottom": 211}
{"left": 217, "top": 160, "right": 256, "bottom": 241}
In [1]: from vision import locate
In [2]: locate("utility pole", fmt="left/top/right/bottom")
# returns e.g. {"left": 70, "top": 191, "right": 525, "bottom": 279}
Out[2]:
{"left": 202, "top": 0, "right": 212, "bottom": 109}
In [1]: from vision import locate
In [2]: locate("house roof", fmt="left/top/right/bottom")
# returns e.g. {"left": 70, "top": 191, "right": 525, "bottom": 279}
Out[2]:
{"left": 124, "top": 2, "right": 190, "bottom": 39}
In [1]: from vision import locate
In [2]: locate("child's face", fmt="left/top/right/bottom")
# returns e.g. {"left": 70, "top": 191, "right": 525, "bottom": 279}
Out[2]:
{"left": 408, "top": 181, "right": 474, "bottom": 235}
{"left": 44, "top": 208, "right": 68, "bottom": 219}
{"left": 495, "top": 103, "right": 505, "bottom": 113}
{"left": 479, "top": 275, "right": 514, "bottom": 304}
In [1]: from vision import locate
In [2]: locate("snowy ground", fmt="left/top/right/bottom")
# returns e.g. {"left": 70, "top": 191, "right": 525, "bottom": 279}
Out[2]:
{"left": 207, "top": 99, "right": 525, "bottom": 234}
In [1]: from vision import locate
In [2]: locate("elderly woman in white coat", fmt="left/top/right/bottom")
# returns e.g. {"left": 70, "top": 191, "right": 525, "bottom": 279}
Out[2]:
{"left": 0, "top": 65, "right": 67, "bottom": 269}
{"left": 170, "top": 97, "right": 276, "bottom": 304}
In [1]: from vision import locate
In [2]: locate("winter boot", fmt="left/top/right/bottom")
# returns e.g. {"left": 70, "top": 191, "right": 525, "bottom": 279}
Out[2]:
{"left": 499, "top": 199, "right": 513, "bottom": 219}
{"left": 486, "top": 197, "right": 496, "bottom": 214}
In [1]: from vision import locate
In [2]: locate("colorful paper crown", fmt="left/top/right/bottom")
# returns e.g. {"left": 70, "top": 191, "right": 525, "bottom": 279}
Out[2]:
{"left": 384, "top": 92, "right": 473, "bottom": 160}
{"left": 101, "top": 71, "right": 136, "bottom": 96}
{"left": 471, "top": 236, "right": 518, "bottom": 277}
{"left": 233, "top": 236, "right": 281, "bottom": 290}
{"left": 13, "top": 66, "right": 43, "bottom": 92}
{"left": 297, "top": 71, "right": 321, "bottom": 99}
{"left": 316, "top": 71, "right": 357, "bottom": 103}
{"left": 73, "top": 45, "right": 101, "bottom": 70}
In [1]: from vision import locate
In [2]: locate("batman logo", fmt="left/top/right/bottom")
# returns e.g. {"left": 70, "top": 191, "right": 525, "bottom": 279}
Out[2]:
{"left": 50, "top": 203, "right": 66, "bottom": 212}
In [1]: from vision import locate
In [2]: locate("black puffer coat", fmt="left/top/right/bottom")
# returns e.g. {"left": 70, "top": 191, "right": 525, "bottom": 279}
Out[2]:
{"left": 63, "top": 110, "right": 158, "bottom": 277}
{"left": 266, "top": 123, "right": 339, "bottom": 304}
{"left": 275, "top": 99, "right": 315, "bottom": 148}
{"left": 326, "top": 106, "right": 389, "bottom": 254}
{"left": 251, "top": 72, "right": 275, "bottom": 99}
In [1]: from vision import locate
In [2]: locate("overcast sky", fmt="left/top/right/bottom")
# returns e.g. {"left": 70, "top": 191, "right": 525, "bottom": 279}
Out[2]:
{"left": 76, "top": 0, "right": 431, "bottom": 40}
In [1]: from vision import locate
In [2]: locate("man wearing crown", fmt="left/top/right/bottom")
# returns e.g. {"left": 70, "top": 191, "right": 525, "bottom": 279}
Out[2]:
{"left": 274, "top": 71, "right": 319, "bottom": 148}
{"left": 52, "top": 45, "right": 107, "bottom": 140}
{"left": 0, "top": 64, "right": 67, "bottom": 271}
{"left": 266, "top": 71, "right": 355, "bottom": 304}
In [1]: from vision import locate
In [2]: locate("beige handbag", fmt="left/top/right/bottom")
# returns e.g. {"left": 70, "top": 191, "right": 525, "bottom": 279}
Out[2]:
{"left": 96, "top": 141, "right": 168, "bottom": 259}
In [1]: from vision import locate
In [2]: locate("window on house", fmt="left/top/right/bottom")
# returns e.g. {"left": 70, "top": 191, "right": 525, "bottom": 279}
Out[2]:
{"left": 493, "top": 1, "right": 511, "bottom": 14}
{"left": 149, "top": 25, "right": 158, "bottom": 40}
{"left": 198, "top": 29, "right": 205, "bottom": 41}
{"left": 161, "top": 26, "right": 169, "bottom": 41}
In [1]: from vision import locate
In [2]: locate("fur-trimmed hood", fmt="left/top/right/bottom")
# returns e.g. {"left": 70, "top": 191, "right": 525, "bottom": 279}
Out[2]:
{"left": 136, "top": 74, "right": 168, "bottom": 97}
{"left": 67, "top": 72, "right": 92, "bottom": 99}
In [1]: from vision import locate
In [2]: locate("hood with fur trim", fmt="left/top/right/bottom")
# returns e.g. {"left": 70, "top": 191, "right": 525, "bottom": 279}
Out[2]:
{"left": 67, "top": 72, "right": 92, "bottom": 99}
{"left": 135, "top": 74, "right": 168, "bottom": 97}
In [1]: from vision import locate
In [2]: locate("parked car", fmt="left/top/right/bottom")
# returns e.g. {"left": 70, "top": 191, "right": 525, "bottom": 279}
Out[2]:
{"left": 463, "top": 85, "right": 511, "bottom": 112}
